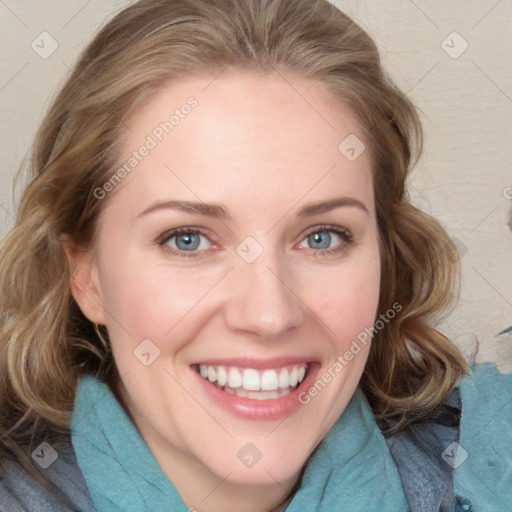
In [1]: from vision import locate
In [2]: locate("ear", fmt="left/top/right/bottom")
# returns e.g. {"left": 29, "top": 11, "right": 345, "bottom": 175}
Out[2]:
{"left": 61, "top": 235, "right": 106, "bottom": 325}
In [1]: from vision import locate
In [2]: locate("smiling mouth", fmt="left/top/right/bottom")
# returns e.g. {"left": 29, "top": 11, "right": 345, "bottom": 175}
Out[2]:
{"left": 192, "top": 363, "right": 311, "bottom": 400}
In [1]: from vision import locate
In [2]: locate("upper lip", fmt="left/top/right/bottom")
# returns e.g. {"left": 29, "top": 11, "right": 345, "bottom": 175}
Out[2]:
{"left": 191, "top": 356, "right": 318, "bottom": 370}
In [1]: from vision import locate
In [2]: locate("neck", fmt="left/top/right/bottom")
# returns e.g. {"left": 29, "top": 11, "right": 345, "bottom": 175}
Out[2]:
{"left": 174, "top": 461, "right": 302, "bottom": 512}
{"left": 146, "top": 435, "right": 303, "bottom": 512}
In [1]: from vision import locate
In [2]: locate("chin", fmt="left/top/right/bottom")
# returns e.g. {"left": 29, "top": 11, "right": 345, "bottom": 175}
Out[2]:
{"left": 200, "top": 436, "right": 316, "bottom": 487}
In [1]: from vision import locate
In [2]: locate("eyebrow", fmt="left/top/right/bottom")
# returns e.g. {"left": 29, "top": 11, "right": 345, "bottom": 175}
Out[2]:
{"left": 296, "top": 197, "right": 369, "bottom": 216}
{"left": 136, "top": 196, "right": 369, "bottom": 220}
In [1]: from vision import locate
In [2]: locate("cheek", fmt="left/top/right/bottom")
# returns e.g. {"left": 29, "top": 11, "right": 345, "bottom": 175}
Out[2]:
{"left": 99, "top": 256, "right": 215, "bottom": 347}
{"left": 314, "top": 261, "right": 381, "bottom": 347}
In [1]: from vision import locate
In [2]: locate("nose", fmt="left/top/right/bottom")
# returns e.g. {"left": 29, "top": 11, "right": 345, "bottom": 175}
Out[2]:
{"left": 223, "top": 256, "right": 305, "bottom": 339}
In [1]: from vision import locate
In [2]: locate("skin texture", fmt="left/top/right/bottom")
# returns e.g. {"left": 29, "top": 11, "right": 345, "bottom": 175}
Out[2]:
{"left": 66, "top": 70, "right": 381, "bottom": 512}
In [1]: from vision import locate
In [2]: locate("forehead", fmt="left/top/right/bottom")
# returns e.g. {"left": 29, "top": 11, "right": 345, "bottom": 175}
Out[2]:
{"left": 108, "top": 70, "right": 374, "bottom": 218}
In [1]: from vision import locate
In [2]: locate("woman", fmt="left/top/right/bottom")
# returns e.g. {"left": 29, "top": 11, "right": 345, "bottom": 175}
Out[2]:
{"left": 0, "top": 0, "right": 510, "bottom": 511}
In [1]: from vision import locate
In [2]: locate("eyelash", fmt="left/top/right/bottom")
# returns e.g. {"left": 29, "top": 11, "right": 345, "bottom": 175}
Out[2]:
{"left": 157, "top": 224, "right": 353, "bottom": 259}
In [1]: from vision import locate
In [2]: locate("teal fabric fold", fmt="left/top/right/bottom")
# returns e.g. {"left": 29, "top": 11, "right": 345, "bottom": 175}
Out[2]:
{"left": 286, "top": 390, "right": 408, "bottom": 511}
{"left": 71, "top": 376, "right": 408, "bottom": 512}
{"left": 454, "top": 362, "right": 512, "bottom": 511}
{"left": 70, "top": 377, "right": 185, "bottom": 511}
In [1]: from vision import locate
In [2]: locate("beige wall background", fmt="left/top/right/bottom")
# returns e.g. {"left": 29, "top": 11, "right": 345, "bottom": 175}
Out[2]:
{"left": 1, "top": 1, "right": 511, "bottom": 370}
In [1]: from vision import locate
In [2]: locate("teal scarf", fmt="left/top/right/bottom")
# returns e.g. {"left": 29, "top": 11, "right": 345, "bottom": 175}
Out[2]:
{"left": 71, "top": 375, "right": 408, "bottom": 511}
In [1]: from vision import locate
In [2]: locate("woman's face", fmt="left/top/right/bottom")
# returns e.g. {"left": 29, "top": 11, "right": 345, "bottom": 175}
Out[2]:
{"left": 74, "top": 70, "right": 381, "bottom": 490}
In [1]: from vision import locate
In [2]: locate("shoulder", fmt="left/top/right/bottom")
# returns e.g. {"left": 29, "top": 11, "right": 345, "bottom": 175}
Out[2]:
{"left": 454, "top": 362, "right": 512, "bottom": 511}
{"left": 0, "top": 437, "right": 94, "bottom": 512}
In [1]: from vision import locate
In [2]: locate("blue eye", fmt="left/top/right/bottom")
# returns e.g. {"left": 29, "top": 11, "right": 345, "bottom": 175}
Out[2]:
{"left": 159, "top": 228, "right": 212, "bottom": 257}
{"left": 174, "top": 232, "right": 200, "bottom": 250}
{"left": 299, "top": 226, "right": 353, "bottom": 256}
{"left": 158, "top": 225, "right": 353, "bottom": 259}
{"left": 307, "top": 231, "right": 332, "bottom": 250}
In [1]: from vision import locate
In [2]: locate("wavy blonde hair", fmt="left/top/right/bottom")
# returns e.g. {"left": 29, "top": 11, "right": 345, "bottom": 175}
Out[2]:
{"left": 0, "top": 0, "right": 468, "bottom": 500}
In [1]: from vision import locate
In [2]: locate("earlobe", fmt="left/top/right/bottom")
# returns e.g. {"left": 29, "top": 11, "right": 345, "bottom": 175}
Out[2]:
{"left": 60, "top": 235, "right": 106, "bottom": 325}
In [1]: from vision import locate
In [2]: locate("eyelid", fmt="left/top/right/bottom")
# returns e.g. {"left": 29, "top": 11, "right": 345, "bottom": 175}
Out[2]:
{"left": 159, "top": 226, "right": 216, "bottom": 244}
{"left": 297, "top": 223, "right": 352, "bottom": 242}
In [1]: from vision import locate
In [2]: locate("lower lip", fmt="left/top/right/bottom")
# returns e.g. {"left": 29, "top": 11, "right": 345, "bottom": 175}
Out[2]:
{"left": 192, "top": 364, "right": 320, "bottom": 421}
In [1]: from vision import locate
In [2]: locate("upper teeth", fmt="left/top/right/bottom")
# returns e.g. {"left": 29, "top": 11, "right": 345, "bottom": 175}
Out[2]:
{"left": 198, "top": 364, "right": 308, "bottom": 391}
